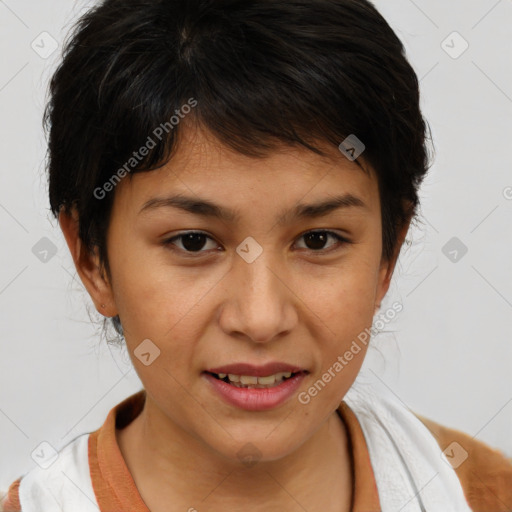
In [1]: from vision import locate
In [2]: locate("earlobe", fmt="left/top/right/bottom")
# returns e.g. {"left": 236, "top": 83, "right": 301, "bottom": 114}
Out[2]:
{"left": 58, "top": 207, "right": 117, "bottom": 317}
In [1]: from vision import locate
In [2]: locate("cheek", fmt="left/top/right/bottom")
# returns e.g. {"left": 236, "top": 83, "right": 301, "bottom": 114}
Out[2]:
{"left": 297, "top": 260, "right": 379, "bottom": 388}
{"left": 300, "top": 261, "right": 379, "bottom": 333}
{"left": 108, "top": 243, "right": 183, "bottom": 328}
{"left": 109, "top": 251, "right": 219, "bottom": 365}
{"left": 309, "top": 278, "right": 374, "bottom": 405}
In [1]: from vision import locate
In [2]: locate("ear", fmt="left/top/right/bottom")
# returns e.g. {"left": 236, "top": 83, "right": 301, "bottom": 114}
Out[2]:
{"left": 58, "top": 207, "right": 117, "bottom": 318}
{"left": 374, "top": 213, "right": 412, "bottom": 314}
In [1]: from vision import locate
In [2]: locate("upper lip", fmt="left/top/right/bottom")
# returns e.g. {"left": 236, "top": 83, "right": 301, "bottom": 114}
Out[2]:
{"left": 205, "top": 362, "right": 307, "bottom": 377}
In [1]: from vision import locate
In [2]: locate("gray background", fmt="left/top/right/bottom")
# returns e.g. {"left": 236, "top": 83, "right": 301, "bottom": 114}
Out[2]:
{"left": 1, "top": 0, "right": 511, "bottom": 493}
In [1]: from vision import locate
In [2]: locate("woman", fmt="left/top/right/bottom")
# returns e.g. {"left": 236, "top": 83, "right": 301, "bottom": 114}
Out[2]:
{"left": 3, "top": 0, "right": 512, "bottom": 510}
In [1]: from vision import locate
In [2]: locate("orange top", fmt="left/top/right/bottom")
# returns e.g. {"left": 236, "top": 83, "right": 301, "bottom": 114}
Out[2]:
{"left": 3, "top": 390, "right": 512, "bottom": 511}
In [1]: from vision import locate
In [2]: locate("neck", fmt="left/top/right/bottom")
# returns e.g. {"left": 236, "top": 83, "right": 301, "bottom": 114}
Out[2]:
{"left": 117, "top": 396, "right": 353, "bottom": 512}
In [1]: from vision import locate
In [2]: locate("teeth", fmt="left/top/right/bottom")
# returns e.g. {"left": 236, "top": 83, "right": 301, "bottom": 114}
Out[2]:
{"left": 257, "top": 375, "right": 277, "bottom": 385}
{"left": 216, "top": 371, "right": 296, "bottom": 388}
{"left": 239, "top": 375, "right": 258, "bottom": 385}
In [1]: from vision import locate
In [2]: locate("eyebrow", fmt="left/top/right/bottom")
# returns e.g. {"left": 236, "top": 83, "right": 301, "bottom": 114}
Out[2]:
{"left": 138, "top": 193, "right": 368, "bottom": 225}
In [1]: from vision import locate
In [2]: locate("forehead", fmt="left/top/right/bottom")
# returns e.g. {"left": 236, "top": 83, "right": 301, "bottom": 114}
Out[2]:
{"left": 114, "top": 125, "right": 379, "bottom": 218}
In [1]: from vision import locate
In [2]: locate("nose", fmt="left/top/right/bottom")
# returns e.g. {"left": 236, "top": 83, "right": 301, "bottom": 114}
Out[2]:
{"left": 217, "top": 251, "right": 298, "bottom": 344}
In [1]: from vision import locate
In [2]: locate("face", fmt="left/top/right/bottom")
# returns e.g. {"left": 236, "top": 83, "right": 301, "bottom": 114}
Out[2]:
{"left": 62, "top": 125, "right": 405, "bottom": 465}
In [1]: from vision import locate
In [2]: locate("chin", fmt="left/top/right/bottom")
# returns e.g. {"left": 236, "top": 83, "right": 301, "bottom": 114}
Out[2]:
{"left": 208, "top": 430, "right": 304, "bottom": 468}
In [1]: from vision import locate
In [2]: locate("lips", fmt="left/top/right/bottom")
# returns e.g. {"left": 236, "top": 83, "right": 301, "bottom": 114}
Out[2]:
{"left": 202, "top": 362, "right": 309, "bottom": 410}
{"left": 203, "top": 368, "right": 308, "bottom": 411}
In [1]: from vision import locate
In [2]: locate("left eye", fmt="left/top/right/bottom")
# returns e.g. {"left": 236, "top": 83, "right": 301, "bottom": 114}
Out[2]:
{"left": 294, "top": 230, "right": 349, "bottom": 252}
{"left": 163, "top": 230, "right": 350, "bottom": 255}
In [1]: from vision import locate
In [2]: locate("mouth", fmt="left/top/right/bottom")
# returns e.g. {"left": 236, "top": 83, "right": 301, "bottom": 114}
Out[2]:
{"left": 202, "top": 363, "right": 309, "bottom": 411}
{"left": 205, "top": 370, "right": 305, "bottom": 389}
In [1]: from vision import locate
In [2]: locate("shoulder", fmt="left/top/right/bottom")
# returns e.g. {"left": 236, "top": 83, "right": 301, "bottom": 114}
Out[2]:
{"left": 1, "top": 433, "right": 98, "bottom": 512}
{"left": 415, "top": 413, "right": 512, "bottom": 512}
{"left": 1, "top": 477, "right": 22, "bottom": 512}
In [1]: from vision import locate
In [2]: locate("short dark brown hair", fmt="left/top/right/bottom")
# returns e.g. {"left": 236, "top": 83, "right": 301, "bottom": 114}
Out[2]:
{"left": 45, "top": 0, "right": 434, "bottom": 338}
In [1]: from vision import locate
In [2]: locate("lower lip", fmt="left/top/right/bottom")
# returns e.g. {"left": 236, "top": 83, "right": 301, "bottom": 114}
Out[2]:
{"left": 203, "top": 372, "right": 307, "bottom": 411}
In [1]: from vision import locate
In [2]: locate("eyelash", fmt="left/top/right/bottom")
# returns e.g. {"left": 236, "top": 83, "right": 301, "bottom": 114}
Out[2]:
{"left": 162, "top": 230, "right": 351, "bottom": 257}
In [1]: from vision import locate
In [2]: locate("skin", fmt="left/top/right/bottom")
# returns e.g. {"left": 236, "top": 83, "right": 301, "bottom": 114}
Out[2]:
{"left": 60, "top": 124, "right": 411, "bottom": 512}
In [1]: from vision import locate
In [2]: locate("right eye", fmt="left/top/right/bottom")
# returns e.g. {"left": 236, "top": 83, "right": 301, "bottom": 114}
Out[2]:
{"left": 162, "top": 231, "right": 221, "bottom": 256}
